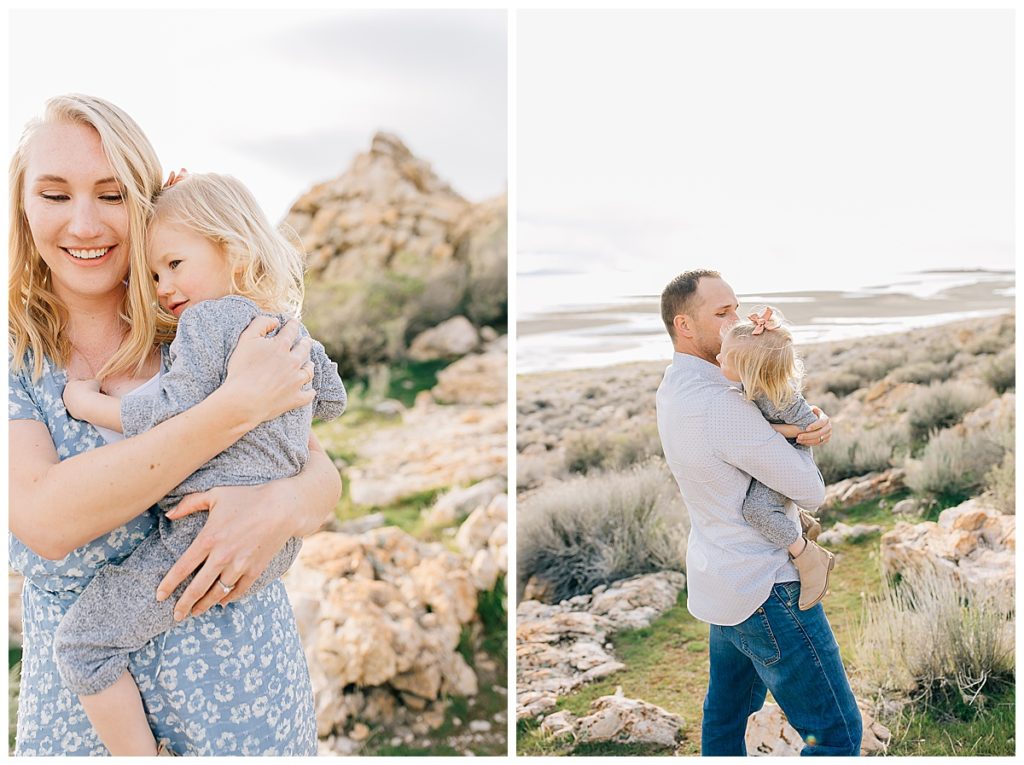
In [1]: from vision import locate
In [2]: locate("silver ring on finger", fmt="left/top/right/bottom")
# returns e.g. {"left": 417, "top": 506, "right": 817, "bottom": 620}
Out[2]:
{"left": 217, "top": 577, "right": 236, "bottom": 594}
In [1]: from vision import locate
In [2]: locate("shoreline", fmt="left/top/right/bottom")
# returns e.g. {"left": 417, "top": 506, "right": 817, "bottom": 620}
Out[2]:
{"left": 517, "top": 277, "right": 1013, "bottom": 376}
{"left": 517, "top": 308, "right": 1014, "bottom": 380}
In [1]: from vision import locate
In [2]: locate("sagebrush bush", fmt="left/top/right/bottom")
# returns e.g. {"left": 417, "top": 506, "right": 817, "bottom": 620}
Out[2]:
{"left": 517, "top": 459, "right": 688, "bottom": 602}
{"left": 906, "top": 380, "right": 994, "bottom": 441}
{"left": 823, "top": 370, "right": 863, "bottom": 397}
{"left": 855, "top": 566, "right": 1014, "bottom": 708}
{"left": 815, "top": 421, "right": 908, "bottom": 484}
{"left": 982, "top": 348, "right": 1015, "bottom": 394}
{"left": 904, "top": 424, "right": 1009, "bottom": 500}
{"left": 846, "top": 349, "right": 904, "bottom": 383}
{"left": 891, "top": 361, "right": 951, "bottom": 385}
{"left": 984, "top": 449, "right": 1015, "bottom": 514}
{"left": 563, "top": 425, "right": 663, "bottom": 475}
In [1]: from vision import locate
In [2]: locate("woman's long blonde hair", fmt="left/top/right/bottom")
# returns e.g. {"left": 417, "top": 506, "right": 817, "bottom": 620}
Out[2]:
{"left": 721, "top": 306, "right": 804, "bottom": 408}
{"left": 148, "top": 173, "right": 305, "bottom": 319}
{"left": 9, "top": 94, "right": 172, "bottom": 381}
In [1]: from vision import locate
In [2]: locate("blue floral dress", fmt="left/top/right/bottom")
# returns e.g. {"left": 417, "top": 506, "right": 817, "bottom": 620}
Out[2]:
{"left": 9, "top": 350, "right": 317, "bottom": 756}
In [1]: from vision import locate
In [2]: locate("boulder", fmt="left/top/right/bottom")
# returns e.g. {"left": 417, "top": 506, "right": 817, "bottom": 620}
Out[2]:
{"left": 432, "top": 351, "right": 507, "bottom": 406}
{"left": 283, "top": 527, "right": 491, "bottom": 738}
{"left": 408, "top": 316, "right": 480, "bottom": 361}
{"left": 880, "top": 497, "right": 1014, "bottom": 596}
{"left": 745, "top": 700, "right": 890, "bottom": 756}
{"left": 818, "top": 521, "right": 885, "bottom": 546}
{"left": 823, "top": 468, "right": 905, "bottom": 510}
{"left": 575, "top": 687, "right": 684, "bottom": 748}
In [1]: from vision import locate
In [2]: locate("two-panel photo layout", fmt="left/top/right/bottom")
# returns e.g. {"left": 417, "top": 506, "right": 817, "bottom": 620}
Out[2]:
{"left": 6, "top": 7, "right": 1015, "bottom": 759}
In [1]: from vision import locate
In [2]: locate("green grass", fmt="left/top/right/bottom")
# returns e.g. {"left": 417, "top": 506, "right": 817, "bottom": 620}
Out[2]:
{"left": 517, "top": 493, "right": 1015, "bottom": 756}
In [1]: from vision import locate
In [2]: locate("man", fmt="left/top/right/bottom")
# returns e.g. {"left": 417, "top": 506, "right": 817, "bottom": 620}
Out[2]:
{"left": 656, "top": 270, "right": 862, "bottom": 756}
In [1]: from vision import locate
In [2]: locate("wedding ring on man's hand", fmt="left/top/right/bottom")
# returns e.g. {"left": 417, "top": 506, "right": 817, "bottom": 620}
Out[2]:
{"left": 217, "top": 578, "right": 235, "bottom": 594}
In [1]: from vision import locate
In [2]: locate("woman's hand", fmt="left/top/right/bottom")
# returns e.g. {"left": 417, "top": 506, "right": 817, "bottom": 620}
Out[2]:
{"left": 795, "top": 406, "right": 832, "bottom": 446}
{"left": 155, "top": 482, "right": 298, "bottom": 620}
{"left": 221, "top": 316, "right": 315, "bottom": 428}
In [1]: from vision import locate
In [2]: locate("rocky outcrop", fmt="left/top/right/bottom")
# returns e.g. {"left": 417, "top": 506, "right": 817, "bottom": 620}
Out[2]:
{"left": 284, "top": 527, "right": 488, "bottom": 740}
{"left": 880, "top": 497, "right": 1014, "bottom": 595}
{"left": 541, "top": 687, "right": 685, "bottom": 748}
{"left": 745, "top": 700, "right": 890, "bottom": 756}
{"left": 516, "top": 571, "right": 686, "bottom": 720}
{"left": 431, "top": 348, "right": 507, "bottom": 406}
{"left": 408, "top": 316, "right": 480, "bottom": 361}
{"left": 346, "top": 397, "right": 506, "bottom": 509}
{"left": 286, "top": 133, "right": 506, "bottom": 377}
{"left": 823, "top": 468, "right": 905, "bottom": 511}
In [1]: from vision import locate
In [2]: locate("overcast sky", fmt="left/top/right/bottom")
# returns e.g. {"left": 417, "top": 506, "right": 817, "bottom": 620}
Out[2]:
{"left": 9, "top": 9, "right": 507, "bottom": 222}
{"left": 518, "top": 10, "right": 1014, "bottom": 304}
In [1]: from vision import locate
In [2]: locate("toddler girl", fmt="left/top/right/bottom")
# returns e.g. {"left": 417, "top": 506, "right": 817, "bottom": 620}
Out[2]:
{"left": 716, "top": 306, "right": 834, "bottom": 611}
{"left": 59, "top": 173, "right": 346, "bottom": 755}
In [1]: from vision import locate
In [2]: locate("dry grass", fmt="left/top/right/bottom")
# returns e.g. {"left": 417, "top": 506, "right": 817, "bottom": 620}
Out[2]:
{"left": 854, "top": 565, "right": 1014, "bottom": 709}
{"left": 815, "top": 420, "right": 908, "bottom": 484}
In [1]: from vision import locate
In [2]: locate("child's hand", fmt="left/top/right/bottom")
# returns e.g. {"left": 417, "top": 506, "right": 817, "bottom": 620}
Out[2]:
{"left": 63, "top": 378, "right": 101, "bottom": 420}
{"left": 771, "top": 423, "right": 805, "bottom": 440}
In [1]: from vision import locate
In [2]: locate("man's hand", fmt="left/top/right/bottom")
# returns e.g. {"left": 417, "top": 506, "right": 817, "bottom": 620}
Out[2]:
{"left": 796, "top": 406, "right": 831, "bottom": 446}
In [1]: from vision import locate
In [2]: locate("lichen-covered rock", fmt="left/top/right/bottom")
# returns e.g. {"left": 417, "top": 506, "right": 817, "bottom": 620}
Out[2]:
{"left": 432, "top": 350, "right": 507, "bottom": 406}
{"left": 818, "top": 521, "right": 885, "bottom": 546}
{"left": 823, "top": 468, "right": 905, "bottom": 510}
{"left": 880, "top": 497, "right": 1014, "bottom": 596}
{"left": 745, "top": 700, "right": 890, "bottom": 756}
{"left": 575, "top": 687, "right": 684, "bottom": 747}
{"left": 284, "top": 527, "right": 487, "bottom": 738}
{"left": 408, "top": 316, "right": 480, "bottom": 361}
{"left": 516, "top": 571, "right": 686, "bottom": 720}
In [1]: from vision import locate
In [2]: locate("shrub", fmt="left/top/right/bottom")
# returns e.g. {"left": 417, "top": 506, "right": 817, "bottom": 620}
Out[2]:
{"left": 815, "top": 421, "right": 909, "bottom": 484}
{"left": 982, "top": 348, "right": 1015, "bottom": 394}
{"left": 517, "top": 459, "right": 688, "bottom": 602}
{"left": 984, "top": 450, "right": 1015, "bottom": 515}
{"left": 890, "top": 361, "right": 951, "bottom": 385}
{"left": 847, "top": 349, "right": 904, "bottom": 383}
{"left": 563, "top": 433, "right": 608, "bottom": 475}
{"left": 563, "top": 425, "right": 663, "bottom": 475}
{"left": 906, "top": 380, "right": 994, "bottom": 441}
{"left": 823, "top": 371, "right": 863, "bottom": 397}
{"left": 855, "top": 566, "right": 1014, "bottom": 709}
{"left": 904, "top": 425, "right": 1008, "bottom": 502}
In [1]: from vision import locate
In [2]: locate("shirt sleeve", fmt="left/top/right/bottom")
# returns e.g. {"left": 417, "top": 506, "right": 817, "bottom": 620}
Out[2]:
{"left": 710, "top": 387, "right": 825, "bottom": 510}
{"left": 310, "top": 339, "right": 347, "bottom": 422}
{"left": 763, "top": 391, "right": 819, "bottom": 429}
{"left": 120, "top": 299, "right": 256, "bottom": 437}
{"left": 9, "top": 355, "right": 45, "bottom": 422}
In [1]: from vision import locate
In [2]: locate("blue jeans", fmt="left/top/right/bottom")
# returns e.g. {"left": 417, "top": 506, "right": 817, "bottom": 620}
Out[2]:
{"left": 701, "top": 581, "right": 862, "bottom": 756}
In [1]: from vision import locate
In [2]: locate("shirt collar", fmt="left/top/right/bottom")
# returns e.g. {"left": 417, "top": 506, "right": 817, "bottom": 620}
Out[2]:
{"left": 672, "top": 351, "right": 730, "bottom": 384}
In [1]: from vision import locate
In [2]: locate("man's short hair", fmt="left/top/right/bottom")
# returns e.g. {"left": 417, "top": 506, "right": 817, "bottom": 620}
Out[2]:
{"left": 661, "top": 269, "right": 721, "bottom": 338}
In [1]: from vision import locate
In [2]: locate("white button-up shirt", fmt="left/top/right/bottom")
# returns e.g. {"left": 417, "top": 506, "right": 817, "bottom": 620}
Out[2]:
{"left": 656, "top": 352, "right": 825, "bottom": 626}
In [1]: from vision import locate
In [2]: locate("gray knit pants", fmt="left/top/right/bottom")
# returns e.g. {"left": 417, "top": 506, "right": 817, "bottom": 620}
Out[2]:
{"left": 54, "top": 514, "right": 301, "bottom": 696}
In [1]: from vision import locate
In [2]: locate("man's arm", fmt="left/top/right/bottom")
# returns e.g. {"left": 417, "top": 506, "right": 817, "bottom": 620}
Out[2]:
{"left": 711, "top": 389, "right": 826, "bottom": 510}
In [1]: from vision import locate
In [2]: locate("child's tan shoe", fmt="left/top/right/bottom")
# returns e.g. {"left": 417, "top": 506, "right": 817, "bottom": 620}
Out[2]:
{"left": 798, "top": 509, "right": 822, "bottom": 542}
{"left": 790, "top": 537, "right": 835, "bottom": 610}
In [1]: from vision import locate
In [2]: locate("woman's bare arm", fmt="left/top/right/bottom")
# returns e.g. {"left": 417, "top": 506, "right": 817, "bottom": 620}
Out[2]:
{"left": 9, "top": 318, "right": 313, "bottom": 559}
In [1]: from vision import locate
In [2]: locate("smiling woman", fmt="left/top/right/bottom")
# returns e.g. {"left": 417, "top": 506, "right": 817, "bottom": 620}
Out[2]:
{"left": 8, "top": 94, "right": 340, "bottom": 756}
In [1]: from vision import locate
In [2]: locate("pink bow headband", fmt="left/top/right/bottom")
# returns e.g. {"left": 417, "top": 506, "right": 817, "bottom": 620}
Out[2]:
{"left": 748, "top": 306, "right": 775, "bottom": 336}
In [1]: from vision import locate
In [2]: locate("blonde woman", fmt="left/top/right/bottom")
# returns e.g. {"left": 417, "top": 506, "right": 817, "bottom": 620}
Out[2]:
{"left": 9, "top": 95, "right": 335, "bottom": 755}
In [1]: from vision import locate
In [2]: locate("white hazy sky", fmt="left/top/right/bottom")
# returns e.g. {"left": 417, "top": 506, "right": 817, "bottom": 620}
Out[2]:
{"left": 9, "top": 9, "right": 507, "bottom": 222}
{"left": 518, "top": 9, "right": 1014, "bottom": 307}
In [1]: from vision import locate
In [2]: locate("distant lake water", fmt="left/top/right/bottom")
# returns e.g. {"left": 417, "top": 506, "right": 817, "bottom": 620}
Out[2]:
{"left": 517, "top": 269, "right": 1014, "bottom": 374}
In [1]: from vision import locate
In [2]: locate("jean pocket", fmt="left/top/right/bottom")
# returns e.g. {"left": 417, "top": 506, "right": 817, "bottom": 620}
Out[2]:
{"left": 774, "top": 581, "right": 800, "bottom": 607}
{"left": 732, "top": 607, "right": 781, "bottom": 667}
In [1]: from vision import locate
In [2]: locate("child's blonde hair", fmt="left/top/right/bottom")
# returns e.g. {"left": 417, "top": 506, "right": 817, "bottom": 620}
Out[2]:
{"left": 722, "top": 306, "right": 804, "bottom": 409}
{"left": 146, "top": 173, "right": 305, "bottom": 319}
